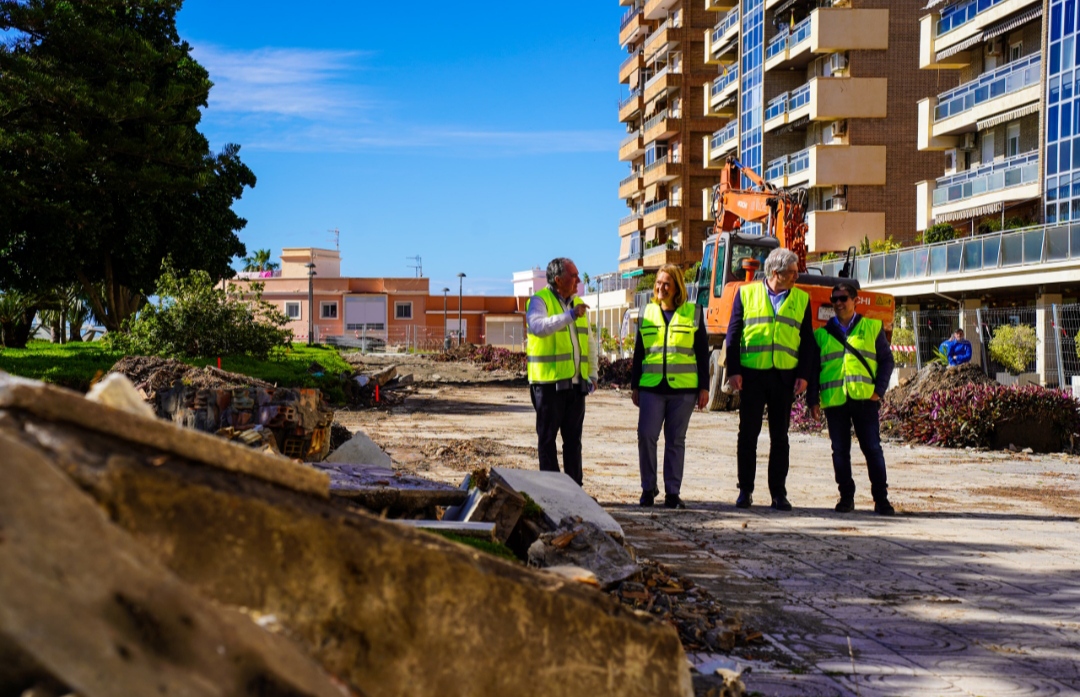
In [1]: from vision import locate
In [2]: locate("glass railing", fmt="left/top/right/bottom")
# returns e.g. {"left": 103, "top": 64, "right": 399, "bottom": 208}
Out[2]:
{"left": 932, "top": 151, "right": 1039, "bottom": 207}
{"left": 618, "top": 88, "right": 642, "bottom": 110}
{"left": 934, "top": 53, "right": 1040, "bottom": 122}
{"left": 765, "top": 155, "right": 788, "bottom": 181}
{"left": 766, "top": 30, "right": 789, "bottom": 60}
{"left": 818, "top": 224, "right": 1080, "bottom": 285}
{"left": 619, "top": 49, "right": 641, "bottom": 73}
{"left": 789, "top": 83, "right": 811, "bottom": 111}
{"left": 644, "top": 200, "right": 669, "bottom": 216}
{"left": 765, "top": 92, "right": 788, "bottom": 121}
{"left": 766, "top": 16, "right": 812, "bottom": 60}
{"left": 789, "top": 147, "right": 810, "bottom": 177}
{"left": 711, "top": 66, "right": 739, "bottom": 96}
{"left": 711, "top": 6, "right": 740, "bottom": 44}
{"left": 710, "top": 121, "right": 738, "bottom": 151}
{"left": 936, "top": 0, "right": 1017, "bottom": 37}
{"left": 790, "top": 16, "right": 811, "bottom": 48}
{"left": 620, "top": 5, "right": 642, "bottom": 30}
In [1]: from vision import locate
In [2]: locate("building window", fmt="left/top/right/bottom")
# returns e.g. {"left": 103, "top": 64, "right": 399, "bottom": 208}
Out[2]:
{"left": 395, "top": 302, "right": 413, "bottom": 320}
{"left": 320, "top": 302, "right": 338, "bottom": 319}
{"left": 1006, "top": 122, "right": 1021, "bottom": 158}
{"left": 285, "top": 302, "right": 301, "bottom": 319}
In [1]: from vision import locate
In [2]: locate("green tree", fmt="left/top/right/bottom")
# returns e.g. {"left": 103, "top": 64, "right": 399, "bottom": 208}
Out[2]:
{"left": 242, "top": 249, "right": 280, "bottom": 273}
{"left": 0, "top": 0, "right": 255, "bottom": 332}
{"left": 924, "top": 223, "right": 957, "bottom": 244}
{"left": 989, "top": 324, "right": 1038, "bottom": 375}
{"left": 0, "top": 288, "right": 38, "bottom": 348}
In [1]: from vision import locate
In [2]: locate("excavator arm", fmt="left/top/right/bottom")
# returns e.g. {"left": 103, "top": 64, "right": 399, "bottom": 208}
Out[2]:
{"left": 710, "top": 156, "right": 809, "bottom": 272}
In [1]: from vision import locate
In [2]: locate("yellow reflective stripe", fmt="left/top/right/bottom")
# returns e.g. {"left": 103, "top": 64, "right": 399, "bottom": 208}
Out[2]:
{"left": 745, "top": 316, "right": 772, "bottom": 326}
{"left": 821, "top": 351, "right": 845, "bottom": 363}
{"left": 821, "top": 379, "right": 845, "bottom": 391}
{"left": 666, "top": 346, "right": 696, "bottom": 356}
{"left": 744, "top": 344, "right": 799, "bottom": 358}
{"left": 645, "top": 346, "right": 667, "bottom": 354}
{"left": 858, "top": 349, "right": 877, "bottom": 361}
{"left": 527, "top": 353, "right": 573, "bottom": 363}
{"left": 773, "top": 315, "right": 801, "bottom": 329}
{"left": 642, "top": 365, "right": 666, "bottom": 373}
{"left": 844, "top": 375, "right": 875, "bottom": 385}
{"left": 663, "top": 364, "right": 697, "bottom": 374}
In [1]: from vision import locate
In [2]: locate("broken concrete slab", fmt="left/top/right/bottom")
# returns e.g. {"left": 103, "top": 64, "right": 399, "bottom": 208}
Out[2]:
{"left": 0, "top": 431, "right": 354, "bottom": 697}
{"left": 467, "top": 482, "right": 526, "bottom": 543}
{"left": 491, "top": 467, "right": 624, "bottom": 540}
{"left": 0, "top": 374, "right": 329, "bottom": 498}
{"left": 1, "top": 376, "right": 693, "bottom": 697}
{"left": 528, "top": 518, "right": 640, "bottom": 589}
{"left": 325, "top": 429, "right": 392, "bottom": 467}
{"left": 370, "top": 365, "right": 397, "bottom": 387}
{"left": 313, "top": 462, "right": 467, "bottom": 515}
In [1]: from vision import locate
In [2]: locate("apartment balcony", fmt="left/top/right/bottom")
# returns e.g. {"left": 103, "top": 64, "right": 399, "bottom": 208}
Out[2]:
{"left": 619, "top": 49, "right": 643, "bottom": 84}
{"left": 643, "top": 154, "right": 682, "bottom": 187}
{"left": 619, "top": 211, "right": 644, "bottom": 236}
{"left": 765, "top": 77, "right": 888, "bottom": 133}
{"left": 619, "top": 170, "right": 643, "bottom": 200}
{"left": 920, "top": 0, "right": 1040, "bottom": 68}
{"left": 643, "top": 0, "right": 678, "bottom": 21}
{"left": 705, "top": 76, "right": 738, "bottom": 120}
{"left": 764, "top": 149, "right": 810, "bottom": 188}
{"left": 765, "top": 8, "right": 889, "bottom": 72}
{"left": 618, "top": 88, "right": 644, "bottom": 123}
{"left": 619, "top": 6, "right": 647, "bottom": 47}
{"left": 642, "top": 108, "right": 679, "bottom": 144}
{"left": 643, "top": 245, "right": 688, "bottom": 268}
{"left": 618, "top": 129, "right": 645, "bottom": 162}
{"left": 917, "top": 53, "right": 1040, "bottom": 151}
{"left": 764, "top": 84, "right": 812, "bottom": 133}
{"left": 807, "top": 211, "right": 886, "bottom": 253}
{"left": 644, "top": 63, "right": 680, "bottom": 103}
{"left": 705, "top": 8, "right": 739, "bottom": 65}
{"left": 619, "top": 231, "right": 643, "bottom": 272}
{"left": 705, "top": 0, "right": 736, "bottom": 11}
{"left": 643, "top": 200, "right": 681, "bottom": 228}
{"left": 705, "top": 121, "right": 738, "bottom": 168}
{"left": 644, "top": 14, "right": 680, "bottom": 61}
{"left": 918, "top": 151, "right": 1040, "bottom": 228}
{"left": 768, "top": 145, "right": 886, "bottom": 188}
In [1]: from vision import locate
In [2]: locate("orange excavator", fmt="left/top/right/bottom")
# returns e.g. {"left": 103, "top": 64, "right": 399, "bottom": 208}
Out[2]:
{"left": 694, "top": 156, "right": 894, "bottom": 410}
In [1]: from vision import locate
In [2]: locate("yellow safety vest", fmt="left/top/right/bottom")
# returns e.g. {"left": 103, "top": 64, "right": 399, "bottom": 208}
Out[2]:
{"left": 814, "top": 318, "right": 881, "bottom": 407}
{"left": 526, "top": 287, "right": 590, "bottom": 384}
{"left": 739, "top": 282, "right": 809, "bottom": 371}
{"left": 639, "top": 302, "right": 700, "bottom": 389}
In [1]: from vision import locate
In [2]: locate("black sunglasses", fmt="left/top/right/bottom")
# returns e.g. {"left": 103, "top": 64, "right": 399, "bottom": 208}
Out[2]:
{"left": 830, "top": 295, "right": 850, "bottom": 303}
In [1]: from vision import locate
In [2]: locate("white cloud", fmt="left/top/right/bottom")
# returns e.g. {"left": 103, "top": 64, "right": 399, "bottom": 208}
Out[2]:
{"left": 193, "top": 44, "right": 619, "bottom": 156}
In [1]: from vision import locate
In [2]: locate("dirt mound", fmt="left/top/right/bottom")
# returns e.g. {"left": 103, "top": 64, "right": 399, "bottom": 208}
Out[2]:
{"left": 109, "top": 356, "right": 272, "bottom": 395}
{"left": 885, "top": 362, "right": 994, "bottom": 408}
{"left": 430, "top": 343, "right": 527, "bottom": 374}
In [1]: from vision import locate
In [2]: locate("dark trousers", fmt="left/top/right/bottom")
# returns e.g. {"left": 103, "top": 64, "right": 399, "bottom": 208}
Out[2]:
{"left": 737, "top": 369, "right": 795, "bottom": 498}
{"left": 824, "top": 399, "right": 889, "bottom": 502}
{"left": 530, "top": 384, "right": 586, "bottom": 485}
{"left": 637, "top": 390, "right": 697, "bottom": 496}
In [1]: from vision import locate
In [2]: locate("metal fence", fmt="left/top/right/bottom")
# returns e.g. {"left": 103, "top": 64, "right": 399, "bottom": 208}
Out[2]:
{"left": 909, "top": 309, "right": 961, "bottom": 369}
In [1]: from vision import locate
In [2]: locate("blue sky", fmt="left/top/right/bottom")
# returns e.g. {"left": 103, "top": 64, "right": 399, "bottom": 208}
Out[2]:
{"left": 176, "top": 1, "right": 627, "bottom": 295}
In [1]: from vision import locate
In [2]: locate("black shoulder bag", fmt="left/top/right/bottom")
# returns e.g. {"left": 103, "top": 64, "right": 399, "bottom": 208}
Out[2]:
{"left": 824, "top": 322, "right": 874, "bottom": 377}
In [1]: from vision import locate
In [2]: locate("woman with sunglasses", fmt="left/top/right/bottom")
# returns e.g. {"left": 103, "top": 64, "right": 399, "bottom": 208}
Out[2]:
{"left": 631, "top": 264, "right": 710, "bottom": 509}
{"left": 808, "top": 282, "right": 896, "bottom": 515}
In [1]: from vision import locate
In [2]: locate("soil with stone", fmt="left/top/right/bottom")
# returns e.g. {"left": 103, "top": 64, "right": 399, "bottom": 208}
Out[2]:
{"left": 109, "top": 356, "right": 273, "bottom": 394}
{"left": 884, "top": 362, "right": 994, "bottom": 408}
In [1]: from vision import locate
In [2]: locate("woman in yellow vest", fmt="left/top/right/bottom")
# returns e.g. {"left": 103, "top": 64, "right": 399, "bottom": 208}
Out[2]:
{"left": 808, "top": 283, "right": 896, "bottom": 515}
{"left": 631, "top": 264, "right": 710, "bottom": 509}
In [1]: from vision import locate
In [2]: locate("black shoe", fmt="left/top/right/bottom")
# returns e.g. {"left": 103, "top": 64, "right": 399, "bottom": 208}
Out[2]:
{"left": 770, "top": 496, "right": 793, "bottom": 511}
{"left": 735, "top": 490, "right": 753, "bottom": 509}
{"left": 874, "top": 500, "right": 895, "bottom": 516}
{"left": 835, "top": 497, "right": 855, "bottom": 513}
{"left": 639, "top": 488, "right": 659, "bottom": 507}
{"left": 664, "top": 494, "right": 686, "bottom": 510}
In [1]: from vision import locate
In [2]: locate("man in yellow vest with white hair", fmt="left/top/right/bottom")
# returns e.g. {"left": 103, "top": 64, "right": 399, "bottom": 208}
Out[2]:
{"left": 808, "top": 282, "right": 895, "bottom": 515}
{"left": 526, "top": 257, "right": 598, "bottom": 486}
{"left": 726, "top": 247, "right": 815, "bottom": 511}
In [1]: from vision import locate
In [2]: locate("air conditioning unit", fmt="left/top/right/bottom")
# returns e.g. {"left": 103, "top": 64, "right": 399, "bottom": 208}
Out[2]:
{"left": 961, "top": 132, "right": 977, "bottom": 150}
{"left": 833, "top": 119, "right": 848, "bottom": 136}
{"left": 986, "top": 37, "right": 1002, "bottom": 56}
{"left": 827, "top": 52, "right": 848, "bottom": 75}
{"left": 832, "top": 185, "right": 847, "bottom": 197}
{"left": 944, "top": 148, "right": 958, "bottom": 173}
{"left": 829, "top": 196, "right": 847, "bottom": 211}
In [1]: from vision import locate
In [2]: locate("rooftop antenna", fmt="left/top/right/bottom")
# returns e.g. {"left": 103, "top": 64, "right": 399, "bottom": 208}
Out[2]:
{"left": 406, "top": 255, "right": 423, "bottom": 278}
{"left": 328, "top": 228, "right": 340, "bottom": 250}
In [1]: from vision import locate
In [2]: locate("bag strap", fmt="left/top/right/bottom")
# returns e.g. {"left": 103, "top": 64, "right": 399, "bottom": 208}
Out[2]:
{"left": 824, "top": 321, "right": 874, "bottom": 377}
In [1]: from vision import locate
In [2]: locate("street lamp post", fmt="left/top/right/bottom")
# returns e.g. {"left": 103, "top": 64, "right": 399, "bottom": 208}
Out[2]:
{"left": 441, "top": 287, "right": 450, "bottom": 351}
{"left": 304, "top": 262, "right": 317, "bottom": 346}
{"left": 457, "top": 272, "right": 466, "bottom": 346}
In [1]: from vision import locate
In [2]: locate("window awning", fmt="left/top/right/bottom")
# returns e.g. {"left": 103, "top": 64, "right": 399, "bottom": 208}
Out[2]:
{"left": 934, "top": 202, "right": 1002, "bottom": 223}
{"left": 977, "top": 102, "right": 1039, "bottom": 130}
{"left": 983, "top": 6, "right": 1042, "bottom": 41}
{"left": 777, "top": 116, "right": 809, "bottom": 135}
{"left": 936, "top": 32, "right": 984, "bottom": 60}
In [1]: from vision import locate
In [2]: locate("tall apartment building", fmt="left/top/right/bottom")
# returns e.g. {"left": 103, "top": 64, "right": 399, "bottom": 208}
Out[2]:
{"left": 618, "top": 0, "right": 950, "bottom": 269}
{"left": 617, "top": 0, "right": 719, "bottom": 273}
{"left": 916, "top": 0, "right": 1045, "bottom": 233}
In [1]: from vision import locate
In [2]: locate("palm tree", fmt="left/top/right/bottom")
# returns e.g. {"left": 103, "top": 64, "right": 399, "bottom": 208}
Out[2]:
{"left": 242, "top": 249, "right": 280, "bottom": 273}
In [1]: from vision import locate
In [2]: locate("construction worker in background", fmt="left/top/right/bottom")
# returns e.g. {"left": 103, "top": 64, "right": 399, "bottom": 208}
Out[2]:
{"left": 725, "top": 248, "right": 814, "bottom": 511}
{"left": 939, "top": 328, "right": 973, "bottom": 366}
{"left": 809, "top": 282, "right": 895, "bottom": 516}
{"left": 525, "top": 258, "right": 598, "bottom": 486}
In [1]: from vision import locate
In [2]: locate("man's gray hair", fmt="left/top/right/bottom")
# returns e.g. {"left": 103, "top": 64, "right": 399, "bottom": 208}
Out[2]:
{"left": 546, "top": 257, "right": 573, "bottom": 286}
{"left": 763, "top": 248, "right": 799, "bottom": 278}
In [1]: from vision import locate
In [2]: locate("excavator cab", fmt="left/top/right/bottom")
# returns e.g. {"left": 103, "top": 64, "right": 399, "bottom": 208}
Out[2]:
{"left": 694, "top": 231, "right": 777, "bottom": 314}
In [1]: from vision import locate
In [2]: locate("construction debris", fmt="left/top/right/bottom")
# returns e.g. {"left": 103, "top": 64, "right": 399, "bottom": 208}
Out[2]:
{"left": 884, "top": 362, "right": 994, "bottom": 408}
{"left": 314, "top": 462, "right": 467, "bottom": 517}
{"left": 528, "top": 517, "right": 640, "bottom": 589}
{"left": 326, "top": 429, "right": 392, "bottom": 466}
{"left": 430, "top": 343, "right": 527, "bottom": 374}
{"left": 491, "top": 467, "right": 625, "bottom": 540}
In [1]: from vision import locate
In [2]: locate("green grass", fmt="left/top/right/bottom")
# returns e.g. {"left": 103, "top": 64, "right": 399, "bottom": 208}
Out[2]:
{"left": 432, "top": 531, "right": 521, "bottom": 563}
{"left": 0, "top": 341, "right": 353, "bottom": 402}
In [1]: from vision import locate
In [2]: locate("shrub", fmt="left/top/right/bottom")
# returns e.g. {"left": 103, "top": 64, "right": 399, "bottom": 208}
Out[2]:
{"left": 988, "top": 324, "right": 1037, "bottom": 375}
{"left": 880, "top": 383, "right": 1080, "bottom": 450}
{"left": 635, "top": 272, "right": 656, "bottom": 293}
{"left": 790, "top": 394, "right": 825, "bottom": 433}
{"left": 891, "top": 327, "right": 915, "bottom": 366}
{"left": 106, "top": 263, "right": 293, "bottom": 359}
{"left": 869, "top": 236, "right": 902, "bottom": 253}
{"left": 924, "top": 223, "right": 957, "bottom": 244}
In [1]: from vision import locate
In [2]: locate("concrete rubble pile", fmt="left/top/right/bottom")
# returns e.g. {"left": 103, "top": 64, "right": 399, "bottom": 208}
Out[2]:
{"left": 0, "top": 372, "right": 695, "bottom": 697}
{"left": 340, "top": 364, "right": 415, "bottom": 409}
